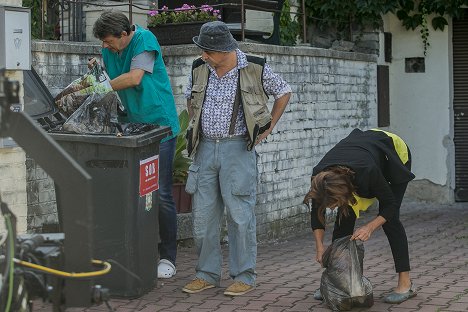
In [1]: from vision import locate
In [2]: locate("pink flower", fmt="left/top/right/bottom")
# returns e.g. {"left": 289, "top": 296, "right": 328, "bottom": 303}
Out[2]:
{"left": 201, "top": 4, "right": 214, "bottom": 12}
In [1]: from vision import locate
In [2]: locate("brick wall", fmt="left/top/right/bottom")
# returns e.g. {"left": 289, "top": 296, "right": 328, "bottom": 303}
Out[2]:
{"left": 29, "top": 41, "right": 377, "bottom": 239}
{"left": 0, "top": 148, "right": 28, "bottom": 232}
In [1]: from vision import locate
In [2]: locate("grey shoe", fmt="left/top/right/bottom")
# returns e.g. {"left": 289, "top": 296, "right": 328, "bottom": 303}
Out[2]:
{"left": 313, "top": 288, "right": 323, "bottom": 301}
{"left": 384, "top": 284, "right": 417, "bottom": 304}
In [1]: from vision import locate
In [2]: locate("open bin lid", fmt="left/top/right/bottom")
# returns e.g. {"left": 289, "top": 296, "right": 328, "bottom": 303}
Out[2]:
{"left": 23, "top": 67, "right": 56, "bottom": 118}
{"left": 23, "top": 66, "right": 66, "bottom": 131}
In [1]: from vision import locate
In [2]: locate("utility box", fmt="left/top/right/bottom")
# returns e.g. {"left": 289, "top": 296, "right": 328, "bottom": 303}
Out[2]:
{"left": 0, "top": 6, "right": 31, "bottom": 70}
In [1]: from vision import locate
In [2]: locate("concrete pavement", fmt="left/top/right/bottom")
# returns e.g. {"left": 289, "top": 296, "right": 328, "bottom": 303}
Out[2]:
{"left": 34, "top": 201, "right": 468, "bottom": 311}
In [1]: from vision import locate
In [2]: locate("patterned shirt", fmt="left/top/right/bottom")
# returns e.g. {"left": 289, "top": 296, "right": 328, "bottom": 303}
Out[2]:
{"left": 185, "top": 49, "right": 291, "bottom": 138}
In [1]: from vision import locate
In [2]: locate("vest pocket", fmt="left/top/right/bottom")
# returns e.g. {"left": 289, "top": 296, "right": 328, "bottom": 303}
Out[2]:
{"left": 240, "top": 86, "right": 272, "bottom": 133}
{"left": 185, "top": 164, "right": 200, "bottom": 194}
{"left": 190, "top": 84, "right": 206, "bottom": 109}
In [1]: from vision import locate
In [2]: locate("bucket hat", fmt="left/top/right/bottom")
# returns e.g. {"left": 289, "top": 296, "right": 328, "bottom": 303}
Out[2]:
{"left": 192, "top": 21, "right": 238, "bottom": 52}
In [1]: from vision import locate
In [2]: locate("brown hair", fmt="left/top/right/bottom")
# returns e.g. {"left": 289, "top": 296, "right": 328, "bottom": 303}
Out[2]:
{"left": 93, "top": 11, "right": 131, "bottom": 40}
{"left": 303, "top": 166, "right": 356, "bottom": 226}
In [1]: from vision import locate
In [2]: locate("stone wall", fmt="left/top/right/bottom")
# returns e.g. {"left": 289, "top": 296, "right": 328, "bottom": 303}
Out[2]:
{"left": 29, "top": 40, "right": 377, "bottom": 240}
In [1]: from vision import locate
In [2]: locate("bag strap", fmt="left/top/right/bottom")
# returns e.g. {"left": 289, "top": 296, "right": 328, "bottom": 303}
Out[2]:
{"left": 229, "top": 69, "right": 241, "bottom": 135}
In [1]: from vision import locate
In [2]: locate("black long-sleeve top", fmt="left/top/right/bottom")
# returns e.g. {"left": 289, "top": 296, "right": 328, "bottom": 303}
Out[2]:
{"left": 310, "top": 129, "right": 415, "bottom": 230}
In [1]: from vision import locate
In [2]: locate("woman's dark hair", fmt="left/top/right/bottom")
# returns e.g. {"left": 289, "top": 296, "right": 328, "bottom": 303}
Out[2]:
{"left": 93, "top": 11, "right": 132, "bottom": 39}
{"left": 303, "top": 166, "right": 356, "bottom": 226}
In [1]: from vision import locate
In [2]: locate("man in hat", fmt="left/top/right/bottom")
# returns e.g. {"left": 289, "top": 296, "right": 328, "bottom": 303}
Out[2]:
{"left": 182, "top": 21, "right": 291, "bottom": 296}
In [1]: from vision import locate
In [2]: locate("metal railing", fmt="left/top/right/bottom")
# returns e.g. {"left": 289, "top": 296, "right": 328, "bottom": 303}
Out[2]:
{"left": 59, "top": 0, "right": 151, "bottom": 42}
{"left": 29, "top": 0, "right": 307, "bottom": 43}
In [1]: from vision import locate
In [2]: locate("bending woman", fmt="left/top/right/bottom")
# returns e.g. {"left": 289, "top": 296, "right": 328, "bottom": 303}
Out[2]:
{"left": 303, "top": 128, "right": 416, "bottom": 304}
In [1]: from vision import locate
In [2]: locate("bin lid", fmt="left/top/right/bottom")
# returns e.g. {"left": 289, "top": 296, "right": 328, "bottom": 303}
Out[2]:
{"left": 23, "top": 67, "right": 57, "bottom": 119}
{"left": 49, "top": 126, "right": 172, "bottom": 148}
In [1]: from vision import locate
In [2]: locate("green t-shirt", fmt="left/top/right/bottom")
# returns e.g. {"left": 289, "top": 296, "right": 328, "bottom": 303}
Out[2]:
{"left": 102, "top": 25, "right": 179, "bottom": 141}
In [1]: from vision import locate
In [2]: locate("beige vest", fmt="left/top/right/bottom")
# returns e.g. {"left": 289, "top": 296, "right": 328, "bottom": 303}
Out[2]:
{"left": 186, "top": 55, "right": 271, "bottom": 156}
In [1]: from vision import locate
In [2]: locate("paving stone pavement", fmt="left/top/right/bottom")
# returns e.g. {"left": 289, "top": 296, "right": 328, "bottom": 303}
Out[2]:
{"left": 33, "top": 201, "right": 467, "bottom": 312}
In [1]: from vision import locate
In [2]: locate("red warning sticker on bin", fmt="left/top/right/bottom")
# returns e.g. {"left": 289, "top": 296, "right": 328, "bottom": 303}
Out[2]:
{"left": 139, "top": 155, "right": 159, "bottom": 196}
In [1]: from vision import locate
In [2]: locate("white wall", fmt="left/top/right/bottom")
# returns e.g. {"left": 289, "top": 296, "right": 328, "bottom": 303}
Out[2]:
{"left": 381, "top": 14, "right": 453, "bottom": 200}
{"left": 82, "top": 1, "right": 150, "bottom": 42}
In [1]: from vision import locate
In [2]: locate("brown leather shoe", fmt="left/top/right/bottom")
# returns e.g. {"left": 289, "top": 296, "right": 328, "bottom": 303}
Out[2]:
{"left": 224, "top": 281, "right": 254, "bottom": 296}
{"left": 182, "top": 278, "right": 215, "bottom": 294}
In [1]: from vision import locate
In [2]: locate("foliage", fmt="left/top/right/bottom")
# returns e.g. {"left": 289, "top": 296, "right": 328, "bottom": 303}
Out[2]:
{"left": 304, "top": 0, "right": 468, "bottom": 54}
{"left": 23, "top": 0, "right": 59, "bottom": 40}
{"left": 148, "top": 4, "right": 221, "bottom": 26}
{"left": 280, "top": 0, "right": 300, "bottom": 46}
{"left": 173, "top": 109, "right": 192, "bottom": 184}
{"left": 305, "top": 0, "right": 392, "bottom": 41}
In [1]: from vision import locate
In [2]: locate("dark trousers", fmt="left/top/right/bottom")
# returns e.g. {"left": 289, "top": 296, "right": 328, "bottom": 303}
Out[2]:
{"left": 158, "top": 138, "right": 177, "bottom": 264}
{"left": 332, "top": 153, "right": 412, "bottom": 273}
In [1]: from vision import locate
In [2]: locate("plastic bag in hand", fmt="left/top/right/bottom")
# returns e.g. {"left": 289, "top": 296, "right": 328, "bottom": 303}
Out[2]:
{"left": 320, "top": 235, "right": 374, "bottom": 311}
{"left": 54, "top": 65, "right": 114, "bottom": 117}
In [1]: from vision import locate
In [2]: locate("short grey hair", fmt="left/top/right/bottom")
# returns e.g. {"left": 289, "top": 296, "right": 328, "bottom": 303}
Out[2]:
{"left": 93, "top": 11, "right": 131, "bottom": 39}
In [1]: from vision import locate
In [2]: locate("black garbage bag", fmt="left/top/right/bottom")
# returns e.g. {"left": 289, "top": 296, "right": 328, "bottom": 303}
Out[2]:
{"left": 320, "top": 235, "right": 374, "bottom": 311}
{"left": 62, "top": 92, "right": 118, "bottom": 134}
{"left": 115, "top": 123, "right": 159, "bottom": 136}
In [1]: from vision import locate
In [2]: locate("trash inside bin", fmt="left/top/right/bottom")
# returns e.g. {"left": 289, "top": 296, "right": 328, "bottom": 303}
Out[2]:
{"left": 56, "top": 65, "right": 123, "bottom": 135}
{"left": 50, "top": 126, "right": 171, "bottom": 298}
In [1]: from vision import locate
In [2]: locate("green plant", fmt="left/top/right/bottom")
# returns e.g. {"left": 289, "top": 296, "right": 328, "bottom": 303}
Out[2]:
{"left": 305, "top": 0, "right": 390, "bottom": 41}
{"left": 173, "top": 109, "right": 192, "bottom": 184}
{"left": 304, "top": 0, "right": 468, "bottom": 54}
{"left": 23, "top": 0, "right": 60, "bottom": 40}
{"left": 280, "top": 0, "right": 300, "bottom": 46}
{"left": 148, "top": 4, "right": 221, "bottom": 27}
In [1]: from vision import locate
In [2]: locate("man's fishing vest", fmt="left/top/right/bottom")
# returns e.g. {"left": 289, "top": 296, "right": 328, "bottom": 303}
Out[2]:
{"left": 186, "top": 55, "right": 272, "bottom": 156}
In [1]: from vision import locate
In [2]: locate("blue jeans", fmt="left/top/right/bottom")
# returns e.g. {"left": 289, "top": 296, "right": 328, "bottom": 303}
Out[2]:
{"left": 158, "top": 137, "right": 177, "bottom": 265}
{"left": 186, "top": 136, "right": 257, "bottom": 286}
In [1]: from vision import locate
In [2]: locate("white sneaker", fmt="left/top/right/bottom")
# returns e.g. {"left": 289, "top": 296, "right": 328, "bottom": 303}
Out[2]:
{"left": 158, "top": 259, "right": 176, "bottom": 279}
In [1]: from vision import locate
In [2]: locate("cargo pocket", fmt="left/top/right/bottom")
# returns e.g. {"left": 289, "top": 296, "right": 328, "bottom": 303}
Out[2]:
{"left": 231, "top": 162, "right": 256, "bottom": 196}
{"left": 185, "top": 164, "right": 200, "bottom": 195}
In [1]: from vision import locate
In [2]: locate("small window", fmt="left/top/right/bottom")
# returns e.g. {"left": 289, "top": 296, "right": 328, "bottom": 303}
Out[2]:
{"left": 405, "top": 57, "right": 425, "bottom": 73}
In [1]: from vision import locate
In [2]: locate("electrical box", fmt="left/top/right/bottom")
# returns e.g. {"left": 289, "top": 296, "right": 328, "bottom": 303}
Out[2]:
{"left": 0, "top": 6, "right": 31, "bottom": 70}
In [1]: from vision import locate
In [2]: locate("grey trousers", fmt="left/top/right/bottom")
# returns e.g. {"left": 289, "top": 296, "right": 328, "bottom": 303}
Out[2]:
{"left": 186, "top": 136, "right": 257, "bottom": 286}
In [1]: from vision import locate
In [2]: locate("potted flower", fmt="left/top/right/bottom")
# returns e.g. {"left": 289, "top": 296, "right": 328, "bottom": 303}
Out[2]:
{"left": 147, "top": 4, "right": 221, "bottom": 46}
{"left": 172, "top": 109, "right": 192, "bottom": 213}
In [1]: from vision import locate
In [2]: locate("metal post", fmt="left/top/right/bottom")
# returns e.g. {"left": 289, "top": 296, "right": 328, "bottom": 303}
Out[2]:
{"left": 129, "top": 0, "right": 133, "bottom": 24}
{"left": 241, "top": 0, "right": 245, "bottom": 41}
{"left": 41, "top": 0, "right": 45, "bottom": 39}
{"left": 302, "top": 0, "right": 307, "bottom": 43}
{"left": 77, "top": 0, "right": 83, "bottom": 41}
{"left": 70, "top": 0, "right": 74, "bottom": 41}
{"left": 60, "top": 0, "right": 64, "bottom": 41}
